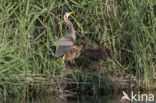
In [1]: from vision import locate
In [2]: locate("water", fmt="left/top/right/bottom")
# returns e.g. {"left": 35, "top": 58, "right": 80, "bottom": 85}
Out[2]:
{"left": 2, "top": 91, "right": 156, "bottom": 103}
{"left": 1, "top": 93, "right": 130, "bottom": 103}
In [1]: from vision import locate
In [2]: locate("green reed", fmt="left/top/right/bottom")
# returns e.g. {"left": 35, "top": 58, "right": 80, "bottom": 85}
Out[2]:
{"left": 0, "top": 0, "right": 155, "bottom": 96}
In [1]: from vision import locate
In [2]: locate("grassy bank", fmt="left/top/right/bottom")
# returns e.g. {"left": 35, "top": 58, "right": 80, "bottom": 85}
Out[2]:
{"left": 0, "top": 0, "right": 156, "bottom": 96}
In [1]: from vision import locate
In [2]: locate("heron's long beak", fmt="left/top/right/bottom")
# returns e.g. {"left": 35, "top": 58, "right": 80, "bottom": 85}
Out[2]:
{"left": 66, "top": 12, "right": 74, "bottom": 17}
{"left": 68, "top": 12, "right": 74, "bottom": 15}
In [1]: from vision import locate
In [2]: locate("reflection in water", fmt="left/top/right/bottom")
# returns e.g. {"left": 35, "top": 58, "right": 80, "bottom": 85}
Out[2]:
{"left": 2, "top": 91, "right": 156, "bottom": 103}
{"left": 1, "top": 93, "right": 130, "bottom": 103}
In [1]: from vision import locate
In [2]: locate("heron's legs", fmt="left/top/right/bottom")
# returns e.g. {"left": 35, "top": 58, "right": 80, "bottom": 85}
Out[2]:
{"left": 62, "top": 55, "right": 66, "bottom": 67}
{"left": 70, "top": 60, "right": 76, "bottom": 65}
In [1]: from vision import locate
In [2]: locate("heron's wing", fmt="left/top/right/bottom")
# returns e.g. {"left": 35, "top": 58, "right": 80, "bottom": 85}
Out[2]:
{"left": 56, "top": 34, "right": 74, "bottom": 45}
{"left": 55, "top": 45, "right": 73, "bottom": 57}
{"left": 54, "top": 36, "right": 74, "bottom": 57}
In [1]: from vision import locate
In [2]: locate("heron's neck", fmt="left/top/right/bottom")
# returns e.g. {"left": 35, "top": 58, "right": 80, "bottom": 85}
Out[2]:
{"left": 64, "top": 16, "right": 75, "bottom": 36}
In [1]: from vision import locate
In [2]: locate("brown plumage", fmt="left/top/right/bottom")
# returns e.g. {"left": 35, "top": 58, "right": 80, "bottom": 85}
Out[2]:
{"left": 81, "top": 48, "right": 111, "bottom": 61}
{"left": 63, "top": 45, "right": 83, "bottom": 61}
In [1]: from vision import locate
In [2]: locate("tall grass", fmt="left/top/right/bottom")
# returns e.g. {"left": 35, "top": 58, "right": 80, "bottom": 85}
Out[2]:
{"left": 0, "top": 0, "right": 156, "bottom": 96}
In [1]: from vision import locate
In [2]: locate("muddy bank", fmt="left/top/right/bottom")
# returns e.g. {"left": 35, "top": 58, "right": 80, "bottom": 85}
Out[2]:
{"left": 17, "top": 73, "right": 145, "bottom": 95}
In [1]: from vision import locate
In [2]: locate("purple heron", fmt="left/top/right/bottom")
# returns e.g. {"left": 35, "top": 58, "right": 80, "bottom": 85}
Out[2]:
{"left": 81, "top": 47, "right": 111, "bottom": 61}
{"left": 54, "top": 11, "right": 75, "bottom": 58}
{"left": 63, "top": 45, "right": 83, "bottom": 61}
{"left": 51, "top": 11, "right": 83, "bottom": 65}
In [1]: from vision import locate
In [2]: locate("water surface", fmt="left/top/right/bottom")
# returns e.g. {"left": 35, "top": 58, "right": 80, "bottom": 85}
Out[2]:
{"left": 1, "top": 93, "right": 130, "bottom": 103}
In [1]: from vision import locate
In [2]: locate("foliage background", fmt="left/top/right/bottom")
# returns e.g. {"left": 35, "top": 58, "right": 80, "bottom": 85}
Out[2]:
{"left": 0, "top": 0, "right": 156, "bottom": 96}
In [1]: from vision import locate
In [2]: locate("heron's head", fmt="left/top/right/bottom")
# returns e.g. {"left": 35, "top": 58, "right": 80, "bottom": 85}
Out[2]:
{"left": 64, "top": 12, "right": 74, "bottom": 17}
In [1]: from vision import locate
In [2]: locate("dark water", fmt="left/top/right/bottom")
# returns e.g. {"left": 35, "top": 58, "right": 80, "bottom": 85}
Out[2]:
{"left": 1, "top": 91, "right": 156, "bottom": 103}
{"left": 0, "top": 93, "right": 131, "bottom": 103}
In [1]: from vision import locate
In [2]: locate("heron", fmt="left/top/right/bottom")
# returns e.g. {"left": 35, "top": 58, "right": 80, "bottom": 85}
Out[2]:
{"left": 63, "top": 45, "right": 83, "bottom": 61}
{"left": 80, "top": 46, "right": 111, "bottom": 72}
{"left": 81, "top": 47, "right": 111, "bottom": 61}
{"left": 52, "top": 11, "right": 81, "bottom": 65}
